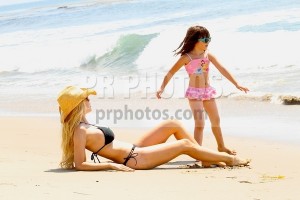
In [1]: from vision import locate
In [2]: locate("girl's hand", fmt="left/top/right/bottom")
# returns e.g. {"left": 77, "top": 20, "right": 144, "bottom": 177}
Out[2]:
{"left": 156, "top": 89, "right": 163, "bottom": 99}
{"left": 109, "top": 163, "right": 134, "bottom": 172}
{"left": 236, "top": 84, "right": 249, "bottom": 93}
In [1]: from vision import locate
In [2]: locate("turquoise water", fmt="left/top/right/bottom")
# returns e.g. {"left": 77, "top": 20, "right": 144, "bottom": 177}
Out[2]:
{"left": 0, "top": 0, "right": 300, "bottom": 103}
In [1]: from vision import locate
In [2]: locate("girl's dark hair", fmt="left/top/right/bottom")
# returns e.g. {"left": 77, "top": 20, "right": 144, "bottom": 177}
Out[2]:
{"left": 174, "top": 26, "right": 210, "bottom": 56}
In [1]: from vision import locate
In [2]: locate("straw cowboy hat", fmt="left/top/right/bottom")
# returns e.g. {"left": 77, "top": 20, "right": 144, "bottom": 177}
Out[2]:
{"left": 57, "top": 86, "right": 96, "bottom": 123}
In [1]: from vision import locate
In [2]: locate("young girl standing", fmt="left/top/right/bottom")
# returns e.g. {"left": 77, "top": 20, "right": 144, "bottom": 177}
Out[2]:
{"left": 156, "top": 25, "right": 249, "bottom": 155}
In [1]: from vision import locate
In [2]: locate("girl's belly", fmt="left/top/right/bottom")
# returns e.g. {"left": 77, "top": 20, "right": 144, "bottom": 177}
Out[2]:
{"left": 188, "top": 74, "right": 210, "bottom": 88}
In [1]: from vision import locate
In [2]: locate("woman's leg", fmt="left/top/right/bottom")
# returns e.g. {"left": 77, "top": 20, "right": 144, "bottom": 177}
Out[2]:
{"left": 129, "top": 139, "right": 249, "bottom": 169}
{"left": 134, "top": 120, "right": 225, "bottom": 167}
{"left": 134, "top": 120, "right": 198, "bottom": 147}
{"left": 203, "top": 99, "right": 236, "bottom": 155}
{"left": 188, "top": 99, "right": 205, "bottom": 145}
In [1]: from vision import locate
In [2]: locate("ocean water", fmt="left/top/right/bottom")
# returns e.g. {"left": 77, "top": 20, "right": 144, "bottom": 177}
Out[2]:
{"left": 1, "top": 0, "right": 300, "bottom": 107}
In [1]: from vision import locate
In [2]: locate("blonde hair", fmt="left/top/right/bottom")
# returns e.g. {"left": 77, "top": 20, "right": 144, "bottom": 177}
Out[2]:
{"left": 60, "top": 101, "right": 85, "bottom": 169}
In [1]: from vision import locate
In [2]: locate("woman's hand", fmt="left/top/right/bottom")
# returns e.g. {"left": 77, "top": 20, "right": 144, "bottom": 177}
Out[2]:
{"left": 156, "top": 89, "right": 163, "bottom": 99}
{"left": 109, "top": 163, "right": 134, "bottom": 172}
{"left": 236, "top": 84, "right": 249, "bottom": 93}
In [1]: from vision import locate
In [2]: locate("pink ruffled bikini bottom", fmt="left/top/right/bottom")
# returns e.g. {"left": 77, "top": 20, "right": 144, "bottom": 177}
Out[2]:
{"left": 185, "top": 86, "right": 216, "bottom": 100}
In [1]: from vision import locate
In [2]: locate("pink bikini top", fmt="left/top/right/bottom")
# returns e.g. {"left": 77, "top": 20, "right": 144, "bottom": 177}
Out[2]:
{"left": 184, "top": 53, "right": 210, "bottom": 75}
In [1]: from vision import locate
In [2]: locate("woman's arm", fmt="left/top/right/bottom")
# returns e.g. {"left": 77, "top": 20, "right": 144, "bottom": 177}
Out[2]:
{"left": 208, "top": 53, "right": 249, "bottom": 93}
{"left": 73, "top": 128, "right": 133, "bottom": 171}
{"left": 75, "top": 161, "right": 133, "bottom": 171}
{"left": 156, "top": 55, "right": 188, "bottom": 98}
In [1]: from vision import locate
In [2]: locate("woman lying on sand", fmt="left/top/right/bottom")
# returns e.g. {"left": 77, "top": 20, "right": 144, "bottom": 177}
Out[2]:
{"left": 57, "top": 86, "right": 250, "bottom": 171}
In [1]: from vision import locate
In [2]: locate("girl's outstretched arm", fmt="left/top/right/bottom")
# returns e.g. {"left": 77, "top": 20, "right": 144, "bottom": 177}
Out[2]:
{"left": 156, "top": 55, "right": 188, "bottom": 98}
{"left": 208, "top": 53, "right": 249, "bottom": 93}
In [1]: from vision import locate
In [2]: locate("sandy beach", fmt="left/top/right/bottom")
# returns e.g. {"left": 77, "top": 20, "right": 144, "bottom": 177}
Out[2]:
{"left": 1, "top": 98, "right": 300, "bottom": 200}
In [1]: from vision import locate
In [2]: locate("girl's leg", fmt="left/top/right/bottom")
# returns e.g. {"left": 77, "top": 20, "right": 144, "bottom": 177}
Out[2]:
{"left": 134, "top": 120, "right": 198, "bottom": 147}
{"left": 203, "top": 99, "right": 236, "bottom": 155}
{"left": 130, "top": 139, "right": 249, "bottom": 169}
{"left": 188, "top": 99, "right": 205, "bottom": 145}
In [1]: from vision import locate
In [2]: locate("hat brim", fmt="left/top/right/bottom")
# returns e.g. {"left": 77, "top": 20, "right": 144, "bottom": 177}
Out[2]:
{"left": 59, "top": 87, "right": 97, "bottom": 123}
{"left": 81, "top": 88, "right": 97, "bottom": 97}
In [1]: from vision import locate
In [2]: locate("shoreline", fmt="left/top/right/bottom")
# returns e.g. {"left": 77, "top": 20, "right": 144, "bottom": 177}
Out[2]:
{"left": 1, "top": 95, "right": 299, "bottom": 113}
{"left": 1, "top": 97, "right": 299, "bottom": 144}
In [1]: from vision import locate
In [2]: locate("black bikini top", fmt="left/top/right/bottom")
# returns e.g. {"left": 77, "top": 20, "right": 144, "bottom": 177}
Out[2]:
{"left": 80, "top": 122, "right": 115, "bottom": 163}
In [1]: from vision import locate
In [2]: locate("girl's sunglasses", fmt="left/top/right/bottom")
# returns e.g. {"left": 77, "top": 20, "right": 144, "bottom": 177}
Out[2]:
{"left": 198, "top": 37, "right": 211, "bottom": 43}
{"left": 85, "top": 97, "right": 90, "bottom": 102}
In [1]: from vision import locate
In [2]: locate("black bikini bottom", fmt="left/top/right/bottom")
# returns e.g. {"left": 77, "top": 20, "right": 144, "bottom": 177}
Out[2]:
{"left": 123, "top": 145, "right": 138, "bottom": 166}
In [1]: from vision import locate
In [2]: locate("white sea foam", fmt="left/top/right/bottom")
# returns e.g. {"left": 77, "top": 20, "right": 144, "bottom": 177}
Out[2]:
{"left": 0, "top": 1, "right": 299, "bottom": 105}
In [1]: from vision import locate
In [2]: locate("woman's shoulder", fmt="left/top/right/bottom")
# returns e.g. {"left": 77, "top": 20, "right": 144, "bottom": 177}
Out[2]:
{"left": 74, "top": 124, "right": 88, "bottom": 136}
{"left": 75, "top": 123, "right": 103, "bottom": 136}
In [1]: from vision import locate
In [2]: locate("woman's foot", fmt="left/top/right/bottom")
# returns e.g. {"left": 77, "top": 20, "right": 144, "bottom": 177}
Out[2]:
{"left": 202, "top": 161, "right": 226, "bottom": 168}
{"left": 227, "top": 156, "right": 251, "bottom": 167}
{"left": 218, "top": 146, "right": 236, "bottom": 155}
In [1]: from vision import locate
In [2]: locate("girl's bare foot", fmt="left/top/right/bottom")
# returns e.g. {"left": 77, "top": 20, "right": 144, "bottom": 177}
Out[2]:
{"left": 218, "top": 147, "right": 236, "bottom": 155}
{"left": 227, "top": 156, "right": 251, "bottom": 167}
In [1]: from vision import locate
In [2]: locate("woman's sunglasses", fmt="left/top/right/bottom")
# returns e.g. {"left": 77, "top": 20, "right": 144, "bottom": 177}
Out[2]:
{"left": 198, "top": 37, "right": 211, "bottom": 43}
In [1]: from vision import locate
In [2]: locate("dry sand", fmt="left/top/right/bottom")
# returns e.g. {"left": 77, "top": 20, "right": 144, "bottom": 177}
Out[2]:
{"left": 1, "top": 108, "right": 300, "bottom": 200}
